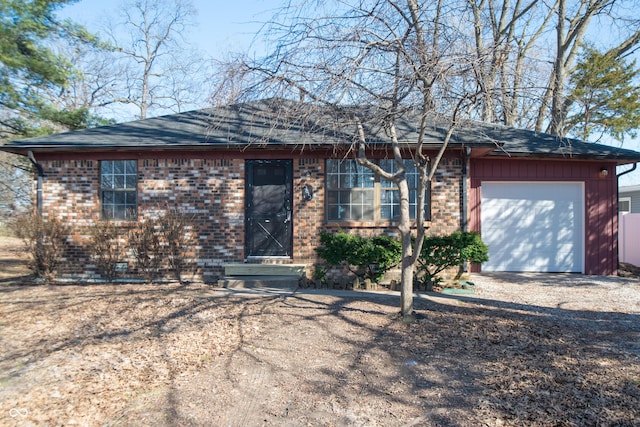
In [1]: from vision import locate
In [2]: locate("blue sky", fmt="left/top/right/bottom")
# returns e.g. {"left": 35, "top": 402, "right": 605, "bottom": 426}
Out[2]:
{"left": 59, "top": 0, "right": 281, "bottom": 58}
{"left": 58, "top": 0, "right": 640, "bottom": 184}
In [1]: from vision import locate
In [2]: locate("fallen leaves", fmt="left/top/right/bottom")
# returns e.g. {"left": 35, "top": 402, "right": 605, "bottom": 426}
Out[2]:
{"left": 0, "top": 283, "right": 264, "bottom": 426}
{"left": 1, "top": 235, "right": 639, "bottom": 427}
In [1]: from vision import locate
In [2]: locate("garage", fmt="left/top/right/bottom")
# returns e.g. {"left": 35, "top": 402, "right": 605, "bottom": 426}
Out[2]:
{"left": 481, "top": 182, "right": 584, "bottom": 272}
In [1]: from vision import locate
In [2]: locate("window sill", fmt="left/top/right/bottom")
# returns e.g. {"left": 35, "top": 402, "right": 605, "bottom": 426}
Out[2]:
{"left": 325, "top": 220, "right": 432, "bottom": 229}
{"left": 100, "top": 219, "right": 138, "bottom": 227}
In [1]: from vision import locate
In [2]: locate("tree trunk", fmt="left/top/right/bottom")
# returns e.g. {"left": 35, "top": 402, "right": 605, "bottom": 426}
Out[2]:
{"left": 397, "top": 177, "right": 414, "bottom": 318}
{"left": 399, "top": 241, "right": 415, "bottom": 318}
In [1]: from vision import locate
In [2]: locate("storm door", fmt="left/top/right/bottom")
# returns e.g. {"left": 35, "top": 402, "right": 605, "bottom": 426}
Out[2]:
{"left": 245, "top": 160, "right": 293, "bottom": 257}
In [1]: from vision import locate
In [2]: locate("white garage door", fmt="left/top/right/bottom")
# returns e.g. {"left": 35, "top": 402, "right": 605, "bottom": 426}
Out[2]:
{"left": 481, "top": 182, "right": 584, "bottom": 272}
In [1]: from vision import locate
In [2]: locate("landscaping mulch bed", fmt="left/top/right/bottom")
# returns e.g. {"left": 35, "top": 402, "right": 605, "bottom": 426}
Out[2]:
{"left": 1, "top": 236, "right": 639, "bottom": 426}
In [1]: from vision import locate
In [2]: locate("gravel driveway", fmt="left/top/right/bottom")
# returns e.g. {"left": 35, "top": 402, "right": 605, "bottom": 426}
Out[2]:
{"left": 469, "top": 272, "right": 640, "bottom": 314}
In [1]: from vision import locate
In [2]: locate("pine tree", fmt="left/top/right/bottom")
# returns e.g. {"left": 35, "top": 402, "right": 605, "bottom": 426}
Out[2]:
{"left": 566, "top": 46, "right": 640, "bottom": 142}
{"left": 0, "top": 0, "right": 102, "bottom": 140}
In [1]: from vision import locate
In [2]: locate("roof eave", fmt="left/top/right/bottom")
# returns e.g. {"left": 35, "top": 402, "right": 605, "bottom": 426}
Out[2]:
{"left": 0, "top": 141, "right": 500, "bottom": 156}
{"left": 487, "top": 151, "right": 640, "bottom": 165}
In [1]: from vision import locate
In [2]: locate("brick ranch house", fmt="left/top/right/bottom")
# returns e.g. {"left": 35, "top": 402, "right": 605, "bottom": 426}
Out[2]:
{"left": 3, "top": 100, "right": 640, "bottom": 281}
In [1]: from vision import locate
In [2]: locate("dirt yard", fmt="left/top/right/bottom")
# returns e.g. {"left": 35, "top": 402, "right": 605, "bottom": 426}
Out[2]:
{"left": 1, "top": 237, "right": 639, "bottom": 426}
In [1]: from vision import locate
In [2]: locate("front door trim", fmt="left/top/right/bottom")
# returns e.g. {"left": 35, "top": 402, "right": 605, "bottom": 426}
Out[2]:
{"left": 245, "top": 159, "right": 293, "bottom": 259}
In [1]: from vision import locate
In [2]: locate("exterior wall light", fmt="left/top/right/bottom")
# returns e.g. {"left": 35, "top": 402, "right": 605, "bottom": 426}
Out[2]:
{"left": 599, "top": 167, "right": 609, "bottom": 177}
{"left": 302, "top": 184, "right": 314, "bottom": 200}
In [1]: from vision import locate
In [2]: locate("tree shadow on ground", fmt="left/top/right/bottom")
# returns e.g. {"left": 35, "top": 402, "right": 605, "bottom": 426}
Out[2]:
{"left": 1, "top": 281, "right": 638, "bottom": 426}
{"left": 146, "top": 285, "right": 639, "bottom": 426}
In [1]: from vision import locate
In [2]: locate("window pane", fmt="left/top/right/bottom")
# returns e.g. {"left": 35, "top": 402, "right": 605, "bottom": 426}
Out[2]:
{"left": 336, "top": 190, "right": 349, "bottom": 205}
{"left": 125, "top": 161, "right": 136, "bottom": 174}
{"left": 381, "top": 189, "right": 398, "bottom": 219}
{"left": 326, "top": 160, "right": 338, "bottom": 174}
{"left": 113, "top": 191, "right": 125, "bottom": 205}
{"left": 381, "top": 189, "right": 396, "bottom": 204}
{"left": 407, "top": 168, "right": 419, "bottom": 188}
{"left": 327, "top": 205, "right": 340, "bottom": 220}
{"left": 125, "top": 175, "right": 137, "bottom": 189}
{"left": 352, "top": 190, "right": 364, "bottom": 204}
{"left": 125, "top": 206, "right": 137, "bottom": 221}
{"left": 102, "top": 206, "right": 112, "bottom": 220}
{"left": 327, "top": 175, "right": 339, "bottom": 189}
{"left": 351, "top": 205, "right": 363, "bottom": 220}
{"left": 380, "top": 206, "right": 391, "bottom": 219}
{"left": 328, "top": 159, "right": 374, "bottom": 189}
{"left": 113, "top": 161, "right": 125, "bottom": 175}
{"left": 362, "top": 204, "right": 375, "bottom": 220}
{"left": 113, "top": 205, "right": 125, "bottom": 220}
{"left": 381, "top": 178, "right": 394, "bottom": 188}
{"left": 102, "top": 191, "right": 114, "bottom": 204}
{"left": 102, "top": 175, "right": 114, "bottom": 189}
{"left": 102, "top": 161, "right": 113, "bottom": 174}
{"left": 326, "top": 191, "right": 338, "bottom": 204}
{"left": 124, "top": 191, "right": 137, "bottom": 204}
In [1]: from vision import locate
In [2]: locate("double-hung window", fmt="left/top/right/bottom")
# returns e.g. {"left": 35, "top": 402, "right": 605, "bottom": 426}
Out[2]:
{"left": 100, "top": 160, "right": 137, "bottom": 220}
{"left": 326, "top": 159, "right": 429, "bottom": 222}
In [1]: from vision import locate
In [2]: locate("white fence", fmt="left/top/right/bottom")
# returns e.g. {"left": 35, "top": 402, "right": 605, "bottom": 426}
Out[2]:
{"left": 619, "top": 213, "right": 640, "bottom": 267}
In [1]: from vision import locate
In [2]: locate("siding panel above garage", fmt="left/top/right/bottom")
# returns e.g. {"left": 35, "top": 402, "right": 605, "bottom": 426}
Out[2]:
{"left": 481, "top": 182, "right": 584, "bottom": 272}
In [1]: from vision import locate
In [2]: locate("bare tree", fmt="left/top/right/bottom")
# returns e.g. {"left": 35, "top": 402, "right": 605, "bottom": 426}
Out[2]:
{"left": 215, "top": 0, "right": 486, "bottom": 318}
{"left": 468, "top": 0, "right": 556, "bottom": 127}
{"left": 104, "top": 0, "right": 205, "bottom": 119}
{"left": 466, "top": 0, "right": 640, "bottom": 136}
{"left": 0, "top": 152, "right": 32, "bottom": 224}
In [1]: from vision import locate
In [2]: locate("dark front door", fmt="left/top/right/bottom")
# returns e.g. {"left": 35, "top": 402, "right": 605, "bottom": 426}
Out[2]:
{"left": 246, "top": 160, "right": 293, "bottom": 257}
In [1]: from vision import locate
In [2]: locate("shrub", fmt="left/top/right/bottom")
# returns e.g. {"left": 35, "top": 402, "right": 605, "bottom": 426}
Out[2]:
{"left": 416, "top": 231, "right": 488, "bottom": 288}
{"left": 89, "top": 221, "right": 124, "bottom": 282}
{"left": 129, "top": 218, "right": 162, "bottom": 283}
{"left": 88, "top": 209, "right": 194, "bottom": 283}
{"left": 315, "top": 231, "right": 401, "bottom": 282}
{"left": 12, "top": 213, "right": 67, "bottom": 281}
{"left": 157, "top": 209, "right": 194, "bottom": 283}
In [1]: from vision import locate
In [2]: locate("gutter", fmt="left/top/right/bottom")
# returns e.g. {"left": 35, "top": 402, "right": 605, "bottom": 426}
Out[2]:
{"left": 617, "top": 162, "right": 637, "bottom": 179}
{"left": 27, "top": 151, "right": 44, "bottom": 216}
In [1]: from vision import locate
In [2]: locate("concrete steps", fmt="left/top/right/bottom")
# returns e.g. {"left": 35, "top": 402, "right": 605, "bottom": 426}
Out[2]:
{"left": 218, "top": 275, "right": 300, "bottom": 289}
{"left": 218, "top": 263, "right": 306, "bottom": 289}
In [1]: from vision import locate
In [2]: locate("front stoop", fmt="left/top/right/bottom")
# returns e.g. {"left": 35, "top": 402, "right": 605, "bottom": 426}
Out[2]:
{"left": 218, "top": 275, "right": 300, "bottom": 289}
{"left": 218, "top": 263, "right": 306, "bottom": 289}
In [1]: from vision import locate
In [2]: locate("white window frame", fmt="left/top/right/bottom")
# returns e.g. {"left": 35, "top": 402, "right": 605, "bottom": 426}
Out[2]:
{"left": 100, "top": 160, "right": 138, "bottom": 220}
{"left": 325, "top": 159, "right": 429, "bottom": 222}
{"left": 619, "top": 196, "right": 632, "bottom": 215}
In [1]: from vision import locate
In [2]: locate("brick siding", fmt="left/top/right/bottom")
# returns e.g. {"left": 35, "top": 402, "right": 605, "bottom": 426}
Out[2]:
{"left": 38, "top": 154, "right": 463, "bottom": 282}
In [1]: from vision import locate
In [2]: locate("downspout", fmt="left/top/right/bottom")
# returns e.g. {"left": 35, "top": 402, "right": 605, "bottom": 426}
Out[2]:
{"left": 461, "top": 146, "right": 471, "bottom": 232}
{"left": 616, "top": 162, "right": 637, "bottom": 275}
{"left": 27, "top": 151, "right": 43, "bottom": 216}
{"left": 458, "top": 146, "right": 471, "bottom": 277}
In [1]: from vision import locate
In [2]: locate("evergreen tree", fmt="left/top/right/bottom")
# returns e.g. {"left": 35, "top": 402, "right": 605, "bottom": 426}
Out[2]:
{"left": 566, "top": 46, "right": 640, "bottom": 142}
{"left": 0, "top": 0, "right": 103, "bottom": 140}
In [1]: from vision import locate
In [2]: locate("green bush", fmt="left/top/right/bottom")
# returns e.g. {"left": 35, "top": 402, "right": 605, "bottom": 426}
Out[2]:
{"left": 315, "top": 231, "right": 401, "bottom": 282}
{"left": 416, "top": 231, "right": 488, "bottom": 288}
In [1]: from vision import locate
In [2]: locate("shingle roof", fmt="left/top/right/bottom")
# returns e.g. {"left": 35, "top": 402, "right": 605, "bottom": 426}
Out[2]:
{"left": 2, "top": 99, "right": 640, "bottom": 164}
